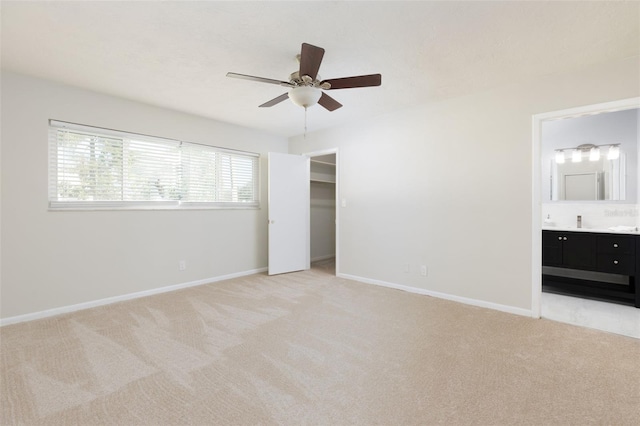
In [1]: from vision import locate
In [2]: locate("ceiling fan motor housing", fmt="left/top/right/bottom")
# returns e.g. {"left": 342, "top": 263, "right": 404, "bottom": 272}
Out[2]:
{"left": 289, "top": 71, "right": 330, "bottom": 89}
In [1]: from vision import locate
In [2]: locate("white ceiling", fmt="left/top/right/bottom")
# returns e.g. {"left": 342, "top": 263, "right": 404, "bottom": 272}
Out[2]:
{"left": 2, "top": 1, "right": 638, "bottom": 137}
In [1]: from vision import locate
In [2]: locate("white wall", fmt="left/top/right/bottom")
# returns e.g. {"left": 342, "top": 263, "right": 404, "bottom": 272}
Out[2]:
{"left": 0, "top": 71, "right": 288, "bottom": 320}
{"left": 290, "top": 57, "right": 639, "bottom": 312}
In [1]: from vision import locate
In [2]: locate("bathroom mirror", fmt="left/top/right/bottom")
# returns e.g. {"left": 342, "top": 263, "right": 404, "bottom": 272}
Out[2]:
{"left": 551, "top": 154, "right": 625, "bottom": 200}
{"left": 542, "top": 107, "right": 638, "bottom": 203}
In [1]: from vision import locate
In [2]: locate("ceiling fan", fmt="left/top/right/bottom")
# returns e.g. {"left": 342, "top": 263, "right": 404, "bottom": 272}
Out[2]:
{"left": 227, "top": 43, "right": 381, "bottom": 112}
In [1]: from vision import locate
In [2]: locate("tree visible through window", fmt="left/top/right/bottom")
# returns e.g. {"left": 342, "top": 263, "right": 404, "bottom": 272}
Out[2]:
{"left": 49, "top": 121, "right": 259, "bottom": 209}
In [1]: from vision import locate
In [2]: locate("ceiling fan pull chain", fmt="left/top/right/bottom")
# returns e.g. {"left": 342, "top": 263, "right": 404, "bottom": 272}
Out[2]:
{"left": 304, "top": 106, "right": 308, "bottom": 140}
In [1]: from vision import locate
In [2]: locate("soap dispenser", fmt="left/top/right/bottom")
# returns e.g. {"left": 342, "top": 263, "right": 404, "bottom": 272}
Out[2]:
{"left": 543, "top": 214, "right": 554, "bottom": 226}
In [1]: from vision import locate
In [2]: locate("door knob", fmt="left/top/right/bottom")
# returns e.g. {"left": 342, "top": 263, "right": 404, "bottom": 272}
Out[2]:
{"left": 613, "top": 243, "right": 618, "bottom": 248}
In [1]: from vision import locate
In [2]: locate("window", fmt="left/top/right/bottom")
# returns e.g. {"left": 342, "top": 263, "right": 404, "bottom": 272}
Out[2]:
{"left": 48, "top": 120, "right": 259, "bottom": 209}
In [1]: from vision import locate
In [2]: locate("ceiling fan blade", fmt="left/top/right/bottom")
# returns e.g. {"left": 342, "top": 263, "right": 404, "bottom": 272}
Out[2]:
{"left": 318, "top": 92, "right": 342, "bottom": 112}
{"left": 259, "top": 93, "right": 290, "bottom": 108}
{"left": 299, "top": 43, "right": 325, "bottom": 81}
{"left": 321, "top": 74, "right": 382, "bottom": 90}
{"left": 227, "top": 72, "right": 293, "bottom": 88}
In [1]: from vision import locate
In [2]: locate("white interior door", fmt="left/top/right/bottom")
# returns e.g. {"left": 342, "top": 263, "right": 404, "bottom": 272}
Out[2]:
{"left": 268, "top": 152, "right": 310, "bottom": 275}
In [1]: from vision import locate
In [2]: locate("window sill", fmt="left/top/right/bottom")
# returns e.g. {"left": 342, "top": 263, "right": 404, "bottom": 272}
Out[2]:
{"left": 48, "top": 202, "right": 261, "bottom": 211}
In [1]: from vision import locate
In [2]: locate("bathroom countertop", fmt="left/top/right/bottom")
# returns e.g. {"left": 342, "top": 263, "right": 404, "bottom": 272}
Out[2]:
{"left": 542, "top": 225, "right": 640, "bottom": 235}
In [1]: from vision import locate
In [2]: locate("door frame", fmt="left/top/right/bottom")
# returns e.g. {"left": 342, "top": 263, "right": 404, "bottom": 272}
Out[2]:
{"left": 304, "top": 147, "right": 339, "bottom": 275}
{"left": 531, "top": 97, "right": 639, "bottom": 318}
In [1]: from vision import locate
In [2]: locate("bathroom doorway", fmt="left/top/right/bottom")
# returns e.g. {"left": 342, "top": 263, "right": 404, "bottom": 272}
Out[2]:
{"left": 532, "top": 97, "right": 640, "bottom": 338}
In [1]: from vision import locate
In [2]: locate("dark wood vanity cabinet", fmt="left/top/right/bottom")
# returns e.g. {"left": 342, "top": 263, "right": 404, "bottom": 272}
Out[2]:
{"left": 542, "top": 230, "right": 639, "bottom": 308}
{"left": 596, "top": 235, "right": 636, "bottom": 275}
{"left": 542, "top": 231, "right": 596, "bottom": 269}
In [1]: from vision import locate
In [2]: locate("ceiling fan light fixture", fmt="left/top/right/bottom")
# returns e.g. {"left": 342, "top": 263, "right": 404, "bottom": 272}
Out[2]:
{"left": 288, "top": 86, "right": 321, "bottom": 108}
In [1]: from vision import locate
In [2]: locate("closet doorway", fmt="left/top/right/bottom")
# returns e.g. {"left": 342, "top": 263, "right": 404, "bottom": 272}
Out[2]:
{"left": 308, "top": 149, "right": 338, "bottom": 275}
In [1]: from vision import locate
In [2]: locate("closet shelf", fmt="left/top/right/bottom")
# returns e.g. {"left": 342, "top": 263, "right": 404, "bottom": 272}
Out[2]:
{"left": 311, "top": 178, "right": 336, "bottom": 184}
{"left": 310, "top": 159, "right": 336, "bottom": 166}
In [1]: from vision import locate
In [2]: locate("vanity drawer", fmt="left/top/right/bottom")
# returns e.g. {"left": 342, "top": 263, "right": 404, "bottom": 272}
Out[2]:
{"left": 596, "top": 254, "right": 636, "bottom": 275}
{"left": 597, "top": 235, "right": 635, "bottom": 255}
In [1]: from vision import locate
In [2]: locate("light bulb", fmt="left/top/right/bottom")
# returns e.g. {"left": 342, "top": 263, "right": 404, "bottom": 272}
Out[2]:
{"left": 571, "top": 149, "right": 582, "bottom": 163}
{"left": 555, "top": 150, "right": 565, "bottom": 164}
{"left": 589, "top": 147, "right": 600, "bottom": 161}
{"left": 607, "top": 145, "right": 620, "bottom": 160}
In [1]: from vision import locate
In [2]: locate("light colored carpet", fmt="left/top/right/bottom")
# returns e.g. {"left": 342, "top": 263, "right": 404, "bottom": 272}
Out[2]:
{"left": 1, "top": 259, "right": 639, "bottom": 425}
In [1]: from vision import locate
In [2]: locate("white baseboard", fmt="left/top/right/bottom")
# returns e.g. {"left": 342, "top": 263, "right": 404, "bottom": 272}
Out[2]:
{"left": 311, "top": 254, "right": 336, "bottom": 262}
{"left": 0, "top": 267, "right": 267, "bottom": 327}
{"left": 337, "top": 273, "right": 533, "bottom": 318}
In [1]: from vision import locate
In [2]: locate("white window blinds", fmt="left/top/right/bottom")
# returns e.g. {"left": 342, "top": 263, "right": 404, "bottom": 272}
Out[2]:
{"left": 48, "top": 120, "right": 259, "bottom": 209}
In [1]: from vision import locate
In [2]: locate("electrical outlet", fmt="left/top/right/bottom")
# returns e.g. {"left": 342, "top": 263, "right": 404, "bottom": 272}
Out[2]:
{"left": 420, "top": 265, "right": 428, "bottom": 276}
{"left": 179, "top": 260, "right": 186, "bottom": 271}
{"left": 403, "top": 263, "right": 410, "bottom": 273}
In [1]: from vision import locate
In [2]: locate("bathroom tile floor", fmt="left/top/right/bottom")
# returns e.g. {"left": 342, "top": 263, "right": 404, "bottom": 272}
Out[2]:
{"left": 541, "top": 292, "right": 640, "bottom": 339}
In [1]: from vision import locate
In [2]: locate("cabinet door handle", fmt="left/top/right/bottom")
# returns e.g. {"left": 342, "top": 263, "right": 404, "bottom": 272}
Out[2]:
{"left": 613, "top": 260, "right": 619, "bottom": 265}
{"left": 613, "top": 243, "right": 618, "bottom": 248}
{"left": 563, "top": 237, "right": 567, "bottom": 241}
{"left": 558, "top": 236, "right": 562, "bottom": 240}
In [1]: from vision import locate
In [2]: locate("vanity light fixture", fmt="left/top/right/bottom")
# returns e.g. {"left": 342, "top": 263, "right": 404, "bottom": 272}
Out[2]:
{"left": 554, "top": 143, "right": 621, "bottom": 163}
